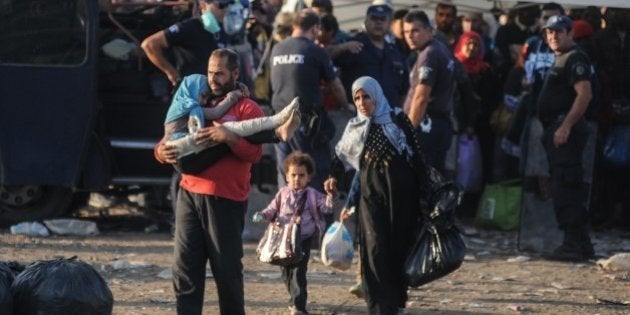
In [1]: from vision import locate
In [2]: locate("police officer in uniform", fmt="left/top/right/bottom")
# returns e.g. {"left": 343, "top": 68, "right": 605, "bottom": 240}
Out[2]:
{"left": 334, "top": 4, "right": 409, "bottom": 108}
{"left": 142, "top": 0, "right": 230, "bottom": 86}
{"left": 402, "top": 10, "right": 456, "bottom": 174}
{"left": 537, "top": 15, "right": 595, "bottom": 261}
{"left": 269, "top": 9, "right": 347, "bottom": 191}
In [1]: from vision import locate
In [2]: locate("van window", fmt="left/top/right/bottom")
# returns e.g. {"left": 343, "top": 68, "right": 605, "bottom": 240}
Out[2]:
{"left": 0, "top": 0, "right": 87, "bottom": 66}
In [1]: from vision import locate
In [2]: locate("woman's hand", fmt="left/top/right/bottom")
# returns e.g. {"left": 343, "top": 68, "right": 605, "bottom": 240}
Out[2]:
{"left": 339, "top": 207, "right": 355, "bottom": 221}
{"left": 324, "top": 177, "right": 337, "bottom": 195}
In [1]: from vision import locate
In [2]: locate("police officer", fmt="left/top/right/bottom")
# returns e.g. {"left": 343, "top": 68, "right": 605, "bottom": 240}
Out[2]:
{"left": 334, "top": 4, "right": 409, "bottom": 108}
{"left": 522, "top": 2, "right": 565, "bottom": 100}
{"left": 537, "top": 15, "right": 595, "bottom": 261}
{"left": 142, "top": 0, "right": 230, "bottom": 86}
{"left": 402, "top": 10, "right": 456, "bottom": 174}
{"left": 270, "top": 9, "right": 347, "bottom": 192}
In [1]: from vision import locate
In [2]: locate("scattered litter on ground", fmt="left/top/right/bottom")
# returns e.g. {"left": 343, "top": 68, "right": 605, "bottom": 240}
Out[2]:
{"left": 508, "top": 304, "right": 525, "bottom": 311}
{"left": 597, "top": 253, "right": 630, "bottom": 272}
{"left": 111, "top": 259, "right": 152, "bottom": 270}
{"left": 150, "top": 297, "right": 173, "bottom": 304}
{"left": 520, "top": 292, "right": 544, "bottom": 297}
{"left": 463, "top": 302, "right": 490, "bottom": 308}
{"left": 507, "top": 255, "right": 530, "bottom": 263}
{"left": 157, "top": 268, "right": 172, "bottom": 279}
{"left": 258, "top": 272, "right": 281, "bottom": 280}
{"left": 550, "top": 282, "right": 571, "bottom": 290}
{"left": 464, "top": 254, "right": 476, "bottom": 261}
{"left": 592, "top": 296, "right": 630, "bottom": 306}
{"left": 44, "top": 219, "right": 99, "bottom": 236}
{"left": 538, "top": 288, "right": 559, "bottom": 294}
{"left": 491, "top": 276, "right": 516, "bottom": 281}
{"left": 10, "top": 221, "right": 49, "bottom": 237}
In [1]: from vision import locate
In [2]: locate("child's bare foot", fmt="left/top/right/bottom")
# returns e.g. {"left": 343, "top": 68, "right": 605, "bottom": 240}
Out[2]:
{"left": 275, "top": 110, "right": 301, "bottom": 142}
{"left": 275, "top": 97, "right": 300, "bottom": 124}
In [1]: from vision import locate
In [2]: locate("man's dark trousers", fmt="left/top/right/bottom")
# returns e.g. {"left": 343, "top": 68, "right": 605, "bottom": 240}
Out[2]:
{"left": 418, "top": 116, "right": 453, "bottom": 175}
{"left": 542, "top": 119, "right": 590, "bottom": 233}
{"left": 173, "top": 189, "right": 247, "bottom": 315}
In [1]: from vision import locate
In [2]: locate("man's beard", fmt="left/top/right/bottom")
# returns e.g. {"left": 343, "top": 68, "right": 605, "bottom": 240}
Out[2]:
{"left": 211, "top": 78, "right": 236, "bottom": 98}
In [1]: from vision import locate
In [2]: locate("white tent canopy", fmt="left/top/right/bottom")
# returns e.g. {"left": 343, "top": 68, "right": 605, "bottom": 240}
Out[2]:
{"left": 502, "top": 0, "right": 629, "bottom": 8}
{"left": 375, "top": 0, "right": 630, "bottom": 11}
{"left": 333, "top": 0, "right": 630, "bottom": 32}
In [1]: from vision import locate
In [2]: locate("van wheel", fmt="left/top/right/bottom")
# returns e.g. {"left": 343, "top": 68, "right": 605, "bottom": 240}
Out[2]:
{"left": 0, "top": 185, "right": 73, "bottom": 227}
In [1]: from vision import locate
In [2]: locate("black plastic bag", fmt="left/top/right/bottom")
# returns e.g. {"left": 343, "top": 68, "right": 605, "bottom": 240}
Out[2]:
{"left": 0, "top": 261, "right": 22, "bottom": 314}
{"left": 404, "top": 221, "right": 467, "bottom": 287}
{"left": 11, "top": 257, "right": 113, "bottom": 315}
{"left": 405, "top": 180, "right": 466, "bottom": 288}
{"left": 429, "top": 182, "right": 463, "bottom": 218}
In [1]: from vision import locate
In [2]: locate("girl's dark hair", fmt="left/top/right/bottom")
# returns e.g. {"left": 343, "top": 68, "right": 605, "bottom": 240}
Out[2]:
{"left": 283, "top": 151, "right": 315, "bottom": 175}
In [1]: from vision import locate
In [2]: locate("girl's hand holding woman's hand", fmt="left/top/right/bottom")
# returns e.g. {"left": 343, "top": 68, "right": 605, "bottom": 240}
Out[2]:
{"left": 252, "top": 212, "right": 264, "bottom": 223}
{"left": 324, "top": 177, "right": 337, "bottom": 196}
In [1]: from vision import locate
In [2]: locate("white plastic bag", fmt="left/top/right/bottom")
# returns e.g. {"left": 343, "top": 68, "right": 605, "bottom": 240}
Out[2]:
{"left": 10, "top": 221, "right": 49, "bottom": 237}
{"left": 43, "top": 219, "right": 99, "bottom": 236}
{"left": 320, "top": 221, "right": 354, "bottom": 270}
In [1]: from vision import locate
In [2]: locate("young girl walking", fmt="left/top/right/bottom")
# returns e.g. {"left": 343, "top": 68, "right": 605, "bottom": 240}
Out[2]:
{"left": 252, "top": 151, "right": 333, "bottom": 315}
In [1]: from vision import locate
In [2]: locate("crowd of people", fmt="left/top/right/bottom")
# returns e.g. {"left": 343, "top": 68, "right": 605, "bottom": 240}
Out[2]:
{"left": 140, "top": 0, "right": 630, "bottom": 314}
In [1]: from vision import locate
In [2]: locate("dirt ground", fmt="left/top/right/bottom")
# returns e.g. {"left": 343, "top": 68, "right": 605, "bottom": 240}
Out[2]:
{"left": 1, "top": 190, "right": 630, "bottom": 315}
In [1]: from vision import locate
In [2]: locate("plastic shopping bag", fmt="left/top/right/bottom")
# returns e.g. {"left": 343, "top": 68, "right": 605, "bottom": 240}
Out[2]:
{"left": 603, "top": 125, "right": 630, "bottom": 167}
{"left": 476, "top": 179, "right": 522, "bottom": 230}
{"left": 456, "top": 135, "right": 483, "bottom": 193}
{"left": 320, "top": 221, "right": 354, "bottom": 271}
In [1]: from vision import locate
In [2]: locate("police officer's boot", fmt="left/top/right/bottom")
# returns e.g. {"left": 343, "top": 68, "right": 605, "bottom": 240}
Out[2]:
{"left": 544, "top": 229, "right": 587, "bottom": 262}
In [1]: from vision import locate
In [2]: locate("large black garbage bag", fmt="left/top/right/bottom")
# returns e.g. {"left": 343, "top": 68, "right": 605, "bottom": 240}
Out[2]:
{"left": 404, "top": 222, "right": 467, "bottom": 287}
{"left": 405, "top": 179, "right": 466, "bottom": 288}
{"left": 11, "top": 257, "right": 113, "bottom": 315}
{"left": 0, "top": 261, "right": 23, "bottom": 314}
{"left": 429, "top": 182, "right": 463, "bottom": 218}
{"left": 0, "top": 262, "right": 19, "bottom": 314}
